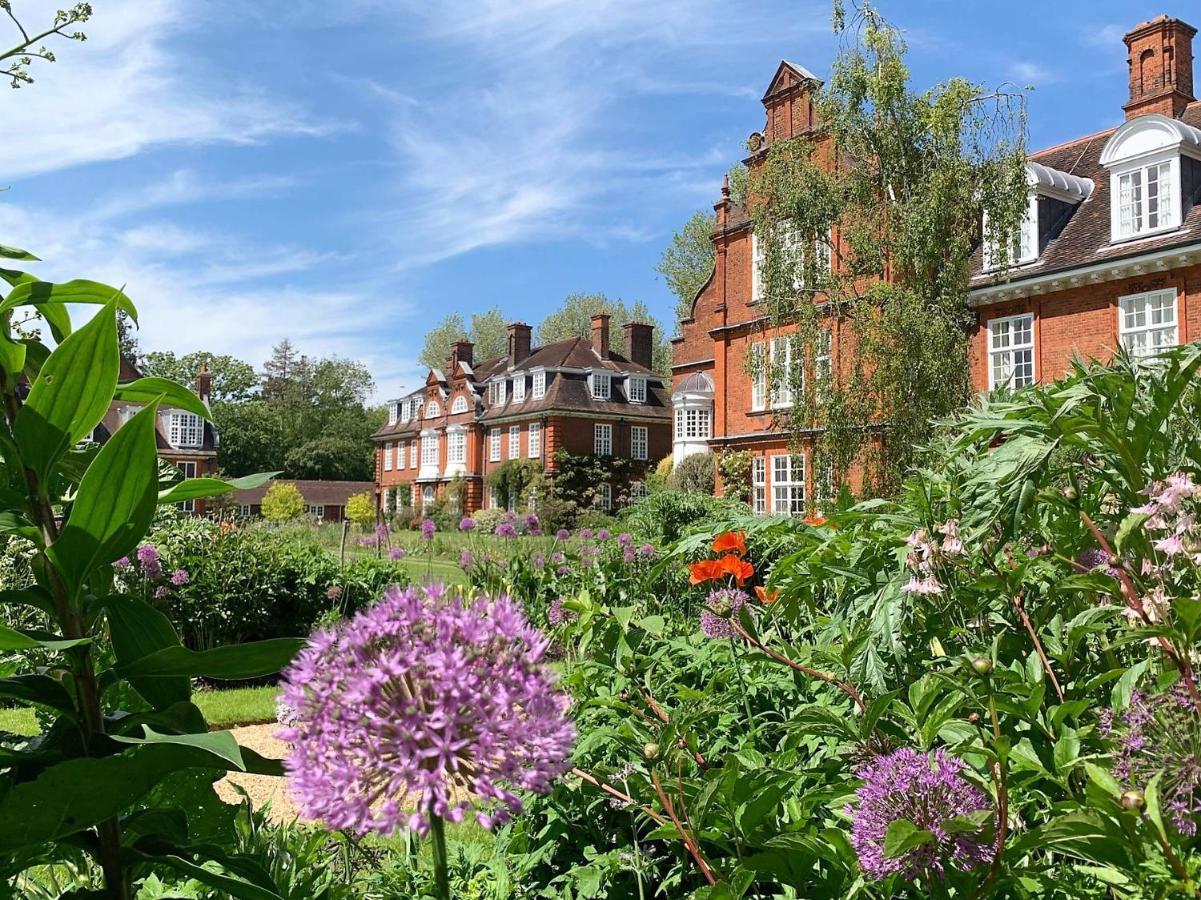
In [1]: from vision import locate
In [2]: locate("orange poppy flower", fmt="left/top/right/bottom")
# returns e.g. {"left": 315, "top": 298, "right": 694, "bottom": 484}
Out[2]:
{"left": 754, "top": 586, "right": 779, "bottom": 605}
{"left": 712, "top": 530, "right": 748, "bottom": 557}
{"left": 803, "top": 514, "right": 828, "bottom": 527}
{"left": 718, "top": 553, "right": 754, "bottom": 586}
{"left": 688, "top": 558, "right": 726, "bottom": 585}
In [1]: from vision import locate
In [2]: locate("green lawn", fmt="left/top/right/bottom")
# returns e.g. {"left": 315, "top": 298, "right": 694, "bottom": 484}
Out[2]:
{"left": 0, "top": 684, "right": 280, "bottom": 737}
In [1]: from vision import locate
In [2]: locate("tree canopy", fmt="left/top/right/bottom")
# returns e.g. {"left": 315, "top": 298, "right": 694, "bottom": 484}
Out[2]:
{"left": 657, "top": 210, "right": 715, "bottom": 331}
{"left": 536, "top": 293, "right": 672, "bottom": 375}
{"left": 141, "top": 351, "right": 259, "bottom": 404}
{"left": 418, "top": 307, "right": 508, "bottom": 371}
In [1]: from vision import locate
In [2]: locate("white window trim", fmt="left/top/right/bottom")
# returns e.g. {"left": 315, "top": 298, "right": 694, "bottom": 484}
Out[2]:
{"left": 451, "top": 395, "right": 469, "bottom": 414}
{"left": 384, "top": 442, "right": 393, "bottom": 471}
{"left": 594, "top": 423, "right": 613, "bottom": 456}
{"left": 770, "top": 335, "right": 794, "bottom": 408}
{"left": 388, "top": 403, "right": 398, "bottom": 425}
{"left": 531, "top": 369, "right": 546, "bottom": 399}
{"left": 749, "top": 342, "right": 767, "bottom": 411}
{"left": 752, "top": 456, "right": 766, "bottom": 514}
{"left": 489, "top": 427, "right": 501, "bottom": 462}
{"left": 397, "top": 440, "right": 406, "bottom": 470}
{"left": 751, "top": 231, "right": 763, "bottom": 303}
{"left": 598, "top": 482, "right": 612, "bottom": 510}
{"left": 1110, "top": 152, "right": 1180, "bottom": 243}
{"left": 409, "top": 441, "right": 417, "bottom": 468}
{"left": 589, "top": 372, "right": 612, "bottom": 400}
{"left": 631, "top": 425, "right": 648, "bottom": 461}
{"left": 1119, "top": 288, "right": 1179, "bottom": 359}
{"left": 528, "top": 422, "right": 542, "bottom": 458}
{"left": 512, "top": 377, "right": 526, "bottom": 403}
{"left": 982, "top": 195, "right": 1039, "bottom": 270}
{"left": 425, "top": 400, "right": 440, "bottom": 417}
{"left": 168, "top": 412, "right": 204, "bottom": 448}
{"left": 508, "top": 424, "right": 521, "bottom": 459}
{"left": 770, "top": 453, "right": 805, "bottom": 517}
{"left": 447, "top": 428, "right": 466, "bottom": 465}
{"left": 490, "top": 380, "right": 507, "bottom": 405}
{"left": 308, "top": 504, "right": 325, "bottom": 519}
{"left": 987, "top": 313, "right": 1036, "bottom": 390}
{"left": 627, "top": 375, "right": 647, "bottom": 404}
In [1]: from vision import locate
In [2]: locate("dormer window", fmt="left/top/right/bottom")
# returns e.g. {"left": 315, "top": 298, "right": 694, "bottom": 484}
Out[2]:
{"left": 981, "top": 163, "right": 1093, "bottom": 270}
{"left": 589, "top": 372, "right": 611, "bottom": 400}
{"left": 982, "top": 197, "right": 1037, "bottom": 270}
{"left": 388, "top": 403, "right": 398, "bottom": 425}
{"left": 489, "top": 380, "right": 507, "bottom": 405}
{"left": 401, "top": 400, "right": 412, "bottom": 423}
{"left": 168, "top": 412, "right": 203, "bottom": 448}
{"left": 512, "top": 376, "right": 526, "bottom": 403}
{"left": 425, "top": 400, "right": 440, "bottom": 417}
{"left": 627, "top": 375, "right": 647, "bottom": 404}
{"left": 450, "top": 395, "right": 469, "bottom": 414}
{"left": 531, "top": 370, "right": 546, "bottom": 399}
{"left": 1100, "top": 114, "right": 1201, "bottom": 244}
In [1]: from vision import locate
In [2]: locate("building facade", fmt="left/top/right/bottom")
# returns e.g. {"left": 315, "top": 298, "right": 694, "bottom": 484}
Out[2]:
{"left": 374, "top": 316, "right": 671, "bottom": 516}
{"left": 673, "top": 15, "right": 1201, "bottom": 515}
{"left": 232, "top": 479, "right": 374, "bottom": 523}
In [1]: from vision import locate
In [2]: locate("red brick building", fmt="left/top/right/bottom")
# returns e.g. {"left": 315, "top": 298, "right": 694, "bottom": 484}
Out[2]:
{"left": 374, "top": 316, "right": 670, "bottom": 516}
{"left": 232, "top": 479, "right": 374, "bottom": 523}
{"left": 674, "top": 16, "right": 1201, "bottom": 514}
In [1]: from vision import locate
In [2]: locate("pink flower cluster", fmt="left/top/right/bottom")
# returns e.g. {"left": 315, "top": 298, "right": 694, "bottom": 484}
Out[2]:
{"left": 278, "top": 583, "right": 575, "bottom": 837}
{"left": 1134, "top": 472, "right": 1199, "bottom": 561}
{"left": 900, "top": 520, "right": 964, "bottom": 596}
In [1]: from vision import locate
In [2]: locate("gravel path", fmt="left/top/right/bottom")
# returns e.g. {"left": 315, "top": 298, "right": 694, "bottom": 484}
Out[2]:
{"left": 218, "top": 722, "right": 301, "bottom": 823}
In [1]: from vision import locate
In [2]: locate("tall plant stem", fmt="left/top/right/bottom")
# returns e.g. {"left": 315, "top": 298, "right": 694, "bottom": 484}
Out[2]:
{"left": 0, "top": 379, "right": 128, "bottom": 899}
{"left": 730, "top": 619, "right": 867, "bottom": 712}
{"left": 650, "top": 769, "right": 717, "bottom": 886}
{"left": 429, "top": 811, "right": 451, "bottom": 900}
{"left": 728, "top": 633, "right": 755, "bottom": 726}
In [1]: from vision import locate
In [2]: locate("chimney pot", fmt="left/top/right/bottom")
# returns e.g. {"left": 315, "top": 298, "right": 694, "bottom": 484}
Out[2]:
{"left": 622, "top": 321, "right": 654, "bottom": 370}
{"left": 448, "top": 339, "right": 473, "bottom": 372}
{"left": 1123, "top": 15, "right": 1196, "bottom": 119}
{"left": 195, "top": 361, "right": 212, "bottom": 403}
{"left": 590, "top": 314, "right": 611, "bottom": 360}
{"left": 507, "top": 322, "right": 532, "bottom": 364}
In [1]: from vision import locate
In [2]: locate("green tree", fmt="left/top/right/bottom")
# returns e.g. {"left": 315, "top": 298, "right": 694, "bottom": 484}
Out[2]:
{"left": 261, "top": 481, "right": 306, "bottom": 520}
{"left": 536, "top": 293, "right": 672, "bottom": 375}
{"left": 418, "top": 307, "right": 509, "bottom": 371}
{"left": 211, "top": 399, "right": 286, "bottom": 477}
{"left": 141, "top": 350, "right": 258, "bottom": 403}
{"left": 285, "top": 434, "right": 374, "bottom": 482}
{"left": 657, "top": 210, "right": 715, "bottom": 330}
{"left": 345, "top": 492, "right": 376, "bottom": 529}
{"left": 747, "top": 1, "right": 1028, "bottom": 493}
{"left": 469, "top": 307, "right": 509, "bottom": 361}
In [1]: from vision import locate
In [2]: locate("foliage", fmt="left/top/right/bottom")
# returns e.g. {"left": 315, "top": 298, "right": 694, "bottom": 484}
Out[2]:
{"left": 418, "top": 308, "right": 508, "bottom": 372}
{"left": 481, "top": 344, "right": 1201, "bottom": 897}
{"left": 484, "top": 460, "right": 541, "bottom": 510}
{"left": 283, "top": 434, "right": 373, "bottom": 481}
{"left": 0, "top": 2, "right": 91, "bottom": 88}
{"left": 668, "top": 452, "right": 715, "bottom": 494}
{"left": 261, "top": 482, "right": 305, "bottom": 521}
{"left": 0, "top": 243, "right": 306, "bottom": 897}
{"left": 625, "top": 489, "right": 747, "bottom": 546}
{"left": 716, "top": 450, "right": 753, "bottom": 503}
{"left": 536, "top": 292, "right": 673, "bottom": 376}
{"left": 141, "top": 351, "right": 258, "bottom": 403}
{"left": 657, "top": 210, "right": 716, "bottom": 330}
{"left": 746, "top": 2, "right": 1029, "bottom": 494}
{"left": 345, "top": 492, "right": 376, "bottom": 529}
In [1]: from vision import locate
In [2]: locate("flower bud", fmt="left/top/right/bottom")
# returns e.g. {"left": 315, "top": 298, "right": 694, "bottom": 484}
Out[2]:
{"left": 1061, "top": 486, "right": 1078, "bottom": 502}
{"left": 1120, "top": 789, "right": 1145, "bottom": 811}
{"left": 642, "top": 742, "right": 660, "bottom": 761}
{"left": 970, "top": 657, "right": 993, "bottom": 676}
{"left": 968, "top": 712, "right": 981, "bottom": 724}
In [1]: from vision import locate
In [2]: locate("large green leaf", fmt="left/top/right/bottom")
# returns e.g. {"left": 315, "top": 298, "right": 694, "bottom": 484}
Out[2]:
{"left": 114, "top": 378, "right": 209, "bottom": 420}
{"left": 125, "top": 846, "right": 284, "bottom": 900}
{"left": 48, "top": 403, "right": 161, "bottom": 600}
{"left": 0, "top": 279, "right": 135, "bottom": 321}
{"left": 104, "top": 593, "right": 189, "bottom": 708}
{"left": 0, "top": 743, "right": 254, "bottom": 851}
{"left": 0, "top": 626, "right": 89, "bottom": 652}
{"left": 0, "top": 245, "right": 38, "bottom": 261}
{"left": 0, "top": 674, "right": 77, "bottom": 713}
{"left": 157, "top": 471, "right": 276, "bottom": 505}
{"left": 118, "top": 639, "right": 303, "bottom": 681}
{"left": 111, "top": 727, "right": 246, "bottom": 771}
{"left": 0, "top": 335, "right": 26, "bottom": 378}
{"left": 15, "top": 298, "right": 120, "bottom": 482}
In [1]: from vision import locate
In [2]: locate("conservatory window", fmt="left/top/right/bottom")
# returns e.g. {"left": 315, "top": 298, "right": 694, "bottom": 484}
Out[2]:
{"left": 1119, "top": 289, "right": 1179, "bottom": 359}
{"left": 771, "top": 454, "right": 805, "bottom": 517}
{"left": 988, "top": 314, "right": 1035, "bottom": 390}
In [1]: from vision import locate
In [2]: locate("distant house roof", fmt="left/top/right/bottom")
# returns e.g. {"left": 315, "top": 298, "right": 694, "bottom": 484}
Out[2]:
{"left": 232, "top": 479, "right": 374, "bottom": 506}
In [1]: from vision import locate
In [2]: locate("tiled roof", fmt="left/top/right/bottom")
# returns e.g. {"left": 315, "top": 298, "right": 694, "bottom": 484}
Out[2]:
{"left": 232, "top": 479, "right": 374, "bottom": 506}
{"left": 479, "top": 371, "right": 671, "bottom": 423}
{"left": 971, "top": 102, "right": 1201, "bottom": 289}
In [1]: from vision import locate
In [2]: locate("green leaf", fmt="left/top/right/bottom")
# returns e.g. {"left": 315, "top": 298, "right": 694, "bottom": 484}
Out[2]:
{"left": 14, "top": 298, "right": 120, "bottom": 482}
{"left": 1114, "top": 513, "right": 1149, "bottom": 554}
{"left": 158, "top": 471, "right": 278, "bottom": 505}
{"left": 0, "top": 626, "right": 89, "bottom": 652}
{"left": 1084, "top": 762, "right": 1121, "bottom": 800}
{"left": 0, "top": 674, "right": 77, "bottom": 713}
{"left": 0, "top": 279, "right": 134, "bottom": 321}
{"left": 125, "top": 847, "right": 284, "bottom": 900}
{"left": 882, "top": 819, "right": 935, "bottom": 859}
{"left": 1053, "top": 726, "right": 1081, "bottom": 774}
{"left": 104, "top": 593, "right": 189, "bottom": 708}
{"left": 1145, "top": 773, "right": 1169, "bottom": 844}
{"left": 0, "top": 336, "right": 26, "bottom": 377}
{"left": 115, "top": 378, "right": 208, "bottom": 420}
{"left": 111, "top": 727, "right": 246, "bottom": 772}
{"left": 118, "top": 639, "right": 303, "bottom": 681}
{"left": 0, "top": 245, "right": 39, "bottom": 261}
{"left": 49, "top": 403, "right": 161, "bottom": 599}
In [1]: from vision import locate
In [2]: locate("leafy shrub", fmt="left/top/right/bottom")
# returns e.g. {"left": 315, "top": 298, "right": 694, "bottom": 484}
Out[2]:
{"left": 262, "top": 481, "right": 305, "bottom": 520}
{"left": 572, "top": 509, "right": 621, "bottom": 534}
{"left": 345, "top": 492, "right": 375, "bottom": 529}
{"left": 667, "top": 451, "right": 715, "bottom": 493}
{"left": 624, "top": 489, "right": 747, "bottom": 546}
{"left": 715, "top": 449, "right": 753, "bottom": 503}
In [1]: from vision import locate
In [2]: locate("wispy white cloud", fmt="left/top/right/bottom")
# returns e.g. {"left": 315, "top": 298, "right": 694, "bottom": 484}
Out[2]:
{"left": 1008, "top": 61, "right": 1058, "bottom": 86}
{"left": 1083, "top": 23, "right": 1126, "bottom": 49}
{"left": 2, "top": 0, "right": 333, "bottom": 180}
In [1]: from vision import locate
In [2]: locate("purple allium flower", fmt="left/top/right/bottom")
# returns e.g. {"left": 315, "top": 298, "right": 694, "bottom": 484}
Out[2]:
{"left": 617, "top": 533, "right": 632, "bottom": 546}
{"left": 596, "top": 529, "right": 611, "bottom": 541}
{"left": 639, "top": 544, "right": 656, "bottom": 558}
{"left": 459, "top": 549, "right": 474, "bottom": 571}
{"left": 547, "top": 596, "right": 575, "bottom": 627}
{"left": 136, "top": 545, "right": 159, "bottom": 566}
{"left": 170, "top": 569, "right": 190, "bottom": 586}
{"left": 556, "top": 565, "right": 569, "bottom": 575}
{"left": 699, "top": 588, "right": 749, "bottom": 640}
{"left": 849, "top": 748, "right": 993, "bottom": 881}
{"left": 550, "top": 551, "right": 565, "bottom": 565}
{"left": 153, "top": 586, "right": 171, "bottom": 600}
{"left": 420, "top": 518, "right": 436, "bottom": 541}
{"left": 495, "top": 522, "right": 518, "bottom": 539}
{"left": 555, "top": 529, "right": 571, "bottom": 541}
{"left": 532, "top": 553, "right": 545, "bottom": 569}
{"left": 459, "top": 517, "right": 477, "bottom": 532}
{"left": 1108, "top": 685, "right": 1201, "bottom": 836}
{"left": 579, "top": 528, "right": 593, "bottom": 540}
{"left": 113, "top": 556, "right": 131, "bottom": 569}
{"left": 326, "top": 585, "right": 343, "bottom": 602}
{"left": 622, "top": 546, "right": 636, "bottom": 564}
{"left": 389, "top": 546, "right": 406, "bottom": 561}
{"left": 278, "top": 584, "right": 575, "bottom": 836}
{"left": 374, "top": 523, "right": 390, "bottom": 540}
{"left": 358, "top": 536, "right": 377, "bottom": 548}
{"left": 524, "top": 514, "right": 542, "bottom": 536}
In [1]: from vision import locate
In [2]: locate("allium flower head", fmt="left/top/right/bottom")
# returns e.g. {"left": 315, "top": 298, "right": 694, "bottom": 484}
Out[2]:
{"left": 548, "top": 595, "right": 575, "bottom": 627}
{"left": 579, "top": 528, "right": 593, "bottom": 539}
{"left": 1106, "top": 684, "right": 1201, "bottom": 835}
{"left": 389, "top": 546, "right": 406, "bottom": 561}
{"left": 113, "top": 556, "right": 131, "bottom": 569}
{"left": 699, "top": 588, "right": 749, "bottom": 639}
{"left": 374, "top": 523, "right": 390, "bottom": 540}
{"left": 495, "top": 522, "right": 518, "bottom": 539}
{"left": 170, "top": 569, "right": 190, "bottom": 586}
{"left": 622, "top": 546, "right": 636, "bottom": 564}
{"left": 459, "top": 549, "right": 474, "bottom": 571}
{"left": 532, "top": 553, "right": 545, "bottom": 569}
{"left": 555, "top": 528, "right": 571, "bottom": 541}
{"left": 279, "top": 584, "right": 575, "bottom": 836}
{"left": 596, "top": 529, "right": 612, "bottom": 541}
{"left": 420, "top": 518, "right": 436, "bottom": 541}
{"left": 639, "top": 544, "right": 656, "bottom": 558}
{"left": 326, "top": 585, "right": 343, "bottom": 601}
{"left": 459, "top": 517, "right": 477, "bottom": 532}
{"left": 524, "top": 513, "right": 541, "bottom": 535}
{"left": 849, "top": 748, "right": 993, "bottom": 881}
{"left": 617, "top": 533, "right": 632, "bottom": 546}
{"left": 136, "top": 545, "right": 159, "bottom": 565}
{"left": 153, "top": 586, "right": 171, "bottom": 599}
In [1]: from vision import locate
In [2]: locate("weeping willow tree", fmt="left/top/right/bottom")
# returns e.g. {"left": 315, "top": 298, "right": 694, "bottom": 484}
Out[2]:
{"left": 740, "top": 1, "right": 1031, "bottom": 495}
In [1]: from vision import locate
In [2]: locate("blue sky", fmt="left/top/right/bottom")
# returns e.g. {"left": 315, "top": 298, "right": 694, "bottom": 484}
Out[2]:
{"left": 0, "top": 0, "right": 1175, "bottom": 398}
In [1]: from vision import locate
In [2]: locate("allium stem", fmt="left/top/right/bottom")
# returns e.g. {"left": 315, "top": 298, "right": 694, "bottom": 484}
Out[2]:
{"left": 429, "top": 811, "right": 450, "bottom": 900}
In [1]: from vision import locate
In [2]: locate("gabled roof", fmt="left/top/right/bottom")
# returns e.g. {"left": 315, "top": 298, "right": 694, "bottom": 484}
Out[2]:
{"left": 763, "top": 59, "right": 821, "bottom": 100}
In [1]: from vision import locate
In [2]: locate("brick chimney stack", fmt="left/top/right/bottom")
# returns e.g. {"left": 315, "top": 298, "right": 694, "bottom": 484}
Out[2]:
{"left": 623, "top": 321, "right": 654, "bottom": 370}
{"left": 195, "top": 362, "right": 212, "bottom": 404}
{"left": 590, "top": 314, "right": 611, "bottom": 359}
{"left": 507, "top": 322, "right": 532, "bottom": 364}
{"left": 448, "top": 339, "right": 473, "bottom": 372}
{"left": 1124, "top": 15, "right": 1196, "bottom": 119}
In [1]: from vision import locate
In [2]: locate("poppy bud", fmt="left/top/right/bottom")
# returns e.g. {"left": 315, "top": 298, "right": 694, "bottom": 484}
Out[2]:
{"left": 643, "top": 742, "right": 660, "bottom": 761}
{"left": 1120, "top": 790, "right": 1145, "bottom": 811}
{"left": 1062, "top": 486, "right": 1078, "bottom": 502}
{"left": 971, "top": 657, "right": 993, "bottom": 676}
